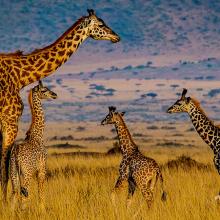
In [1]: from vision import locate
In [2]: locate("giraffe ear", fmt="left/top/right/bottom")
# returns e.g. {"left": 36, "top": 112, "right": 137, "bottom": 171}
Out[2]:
{"left": 186, "top": 97, "right": 191, "bottom": 103}
{"left": 39, "top": 80, "right": 43, "bottom": 88}
{"left": 120, "top": 112, "right": 125, "bottom": 117}
{"left": 181, "top": 88, "right": 187, "bottom": 100}
{"left": 87, "top": 9, "right": 95, "bottom": 16}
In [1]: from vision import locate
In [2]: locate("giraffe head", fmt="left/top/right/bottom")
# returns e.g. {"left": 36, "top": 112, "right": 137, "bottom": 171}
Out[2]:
{"left": 101, "top": 106, "right": 125, "bottom": 125}
{"left": 33, "top": 80, "right": 57, "bottom": 100}
{"left": 167, "top": 88, "right": 192, "bottom": 114}
{"left": 86, "top": 9, "right": 120, "bottom": 43}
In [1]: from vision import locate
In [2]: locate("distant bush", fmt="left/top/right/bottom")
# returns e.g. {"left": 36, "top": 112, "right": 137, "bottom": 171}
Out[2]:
{"left": 147, "top": 92, "right": 157, "bottom": 98}
{"left": 76, "top": 126, "right": 86, "bottom": 132}
{"left": 56, "top": 78, "right": 62, "bottom": 85}
{"left": 161, "top": 126, "right": 176, "bottom": 130}
{"left": 163, "top": 155, "right": 211, "bottom": 171}
{"left": 147, "top": 125, "right": 159, "bottom": 130}
{"left": 133, "top": 133, "right": 145, "bottom": 137}
{"left": 107, "top": 142, "right": 121, "bottom": 155}
{"left": 84, "top": 136, "right": 109, "bottom": 141}
{"left": 172, "top": 133, "right": 183, "bottom": 137}
{"left": 136, "top": 64, "right": 145, "bottom": 69}
{"left": 48, "top": 143, "right": 85, "bottom": 149}
{"left": 184, "top": 77, "right": 191, "bottom": 80}
{"left": 206, "top": 75, "right": 215, "bottom": 80}
{"left": 123, "top": 65, "right": 133, "bottom": 70}
{"left": 158, "top": 141, "right": 182, "bottom": 147}
{"left": 170, "top": 84, "right": 179, "bottom": 89}
{"left": 50, "top": 135, "right": 74, "bottom": 141}
{"left": 141, "top": 92, "right": 157, "bottom": 98}
{"left": 172, "top": 67, "right": 179, "bottom": 71}
{"left": 156, "top": 83, "right": 165, "bottom": 87}
{"left": 208, "top": 89, "right": 220, "bottom": 97}
{"left": 89, "top": 84, "right": 116, "bottom": 97}
{"left": 194, "top": 76, "right": 203, "bottom": 80}
{"left": 146, "top": 61, "right": 153, "bottom": 66}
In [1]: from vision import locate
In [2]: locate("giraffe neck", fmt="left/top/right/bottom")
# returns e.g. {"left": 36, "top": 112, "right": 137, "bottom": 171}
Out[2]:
{"left": 114, "top": 116, "right": 138, "bottom": 157}
{"left": 6, "top": 17, "right": 90, "bottom": 89}
{"left": 26, "top": 90, "right": 44, "bottom": 140}
{"left": 188, "top": 102, "right": 220, "bottom": 154}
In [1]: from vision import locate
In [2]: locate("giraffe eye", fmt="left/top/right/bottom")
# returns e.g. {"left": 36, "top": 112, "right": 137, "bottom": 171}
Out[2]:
{"left": 99, "top": 24, "right": 105, "bottom": 28}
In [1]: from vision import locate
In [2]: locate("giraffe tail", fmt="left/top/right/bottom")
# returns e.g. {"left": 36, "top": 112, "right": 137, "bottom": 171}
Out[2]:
{"left": 158, "top": 171, "right": 167, "bottom": 201}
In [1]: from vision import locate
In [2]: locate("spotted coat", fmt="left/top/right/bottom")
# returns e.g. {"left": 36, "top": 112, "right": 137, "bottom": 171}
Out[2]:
{"left": 10, "top": 81, "right": 57, "bottom": 208}
{"left": 0, "top": 9, "right": 120, "bottom": 201}
{"left": 101, "top": 106, "right": 166, "bottom": 208}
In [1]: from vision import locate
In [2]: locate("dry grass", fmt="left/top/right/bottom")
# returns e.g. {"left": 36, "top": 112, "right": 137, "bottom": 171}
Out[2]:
{"left": 0, "top": 146, "right": 219, "bottom": 220}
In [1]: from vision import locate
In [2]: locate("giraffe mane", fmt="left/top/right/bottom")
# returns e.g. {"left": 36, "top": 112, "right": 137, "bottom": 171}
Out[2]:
{"left": 0, "top": 50, "right": 24, "bottom": 57}
{"left": 28, "top": 16, "right": 87, "bottom": 55}
{"left": 26, "top": 89, "right": 34, "bottom": 139}
{"left": 190, "top": 97, "right": 207, "bottom": 115}
{"left": 191, "top": 97, "right": 215, "bottom": 125}
{"left": 118, "top": 114, "right": 138, "bottom": 148}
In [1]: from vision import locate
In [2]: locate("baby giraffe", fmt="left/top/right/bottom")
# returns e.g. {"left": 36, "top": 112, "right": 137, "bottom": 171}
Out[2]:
{"left": 10, "top": 80, "right": 57, "bottom": 209}
{"left": 101, "top": 106, "right": 166, "bottom": 208}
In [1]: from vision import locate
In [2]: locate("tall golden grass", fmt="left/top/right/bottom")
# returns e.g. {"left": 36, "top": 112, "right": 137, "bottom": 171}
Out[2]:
{"left": 0, "top": 147, "right": 219, "bottom": 220}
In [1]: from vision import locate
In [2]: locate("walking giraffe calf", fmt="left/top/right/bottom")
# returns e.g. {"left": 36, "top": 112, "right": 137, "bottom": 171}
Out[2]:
{"left": 101, "top": 106, "right": 167, "bottom": 208}
{"left": 10, "top": 81, "right": 57, "bottom": 209}
{"left": 167, "top": 88, "right": 220, "bottom": 200}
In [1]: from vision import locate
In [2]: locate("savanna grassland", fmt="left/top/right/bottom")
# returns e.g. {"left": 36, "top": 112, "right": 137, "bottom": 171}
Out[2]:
{"left": 1, "top": 121, "right": 220, "bottom": 220}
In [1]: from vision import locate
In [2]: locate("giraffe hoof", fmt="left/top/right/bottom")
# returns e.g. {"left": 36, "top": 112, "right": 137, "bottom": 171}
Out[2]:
{"left": 214, "top": 195, "right": 220, "bottom": 201}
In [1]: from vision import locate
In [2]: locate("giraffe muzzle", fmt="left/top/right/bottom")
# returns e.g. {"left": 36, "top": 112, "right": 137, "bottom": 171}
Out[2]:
{"left": 166, "top": 107, "right": 173, "bottom": 114}
{"left": 51, "top": 92, "right": 58, "bottom": 99}
{"left": 101, "top": 120, "right": 106, "bottom": 125}
{"left": 111, "top": 35, "right": 120, "bottom": 43}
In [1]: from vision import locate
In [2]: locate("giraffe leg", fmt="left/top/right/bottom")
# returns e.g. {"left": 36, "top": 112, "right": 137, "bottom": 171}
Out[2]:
{"left": 37, "top": 165, "right": 46, "bottom": 210}
{"left": 126, "top": 176, "right": 136, "bottom": 208}
{"left": 139, "top": 176, "right": 157, "bottom": 209}
{"left": 132, "top": 183, "right": 154, "bottom": 219}
{"left": 111, "top": 177, "right": 127, "bottom": 205}
{"left": 10, "top": 151, "right": 19, "bottom": 210}
{"left": 0, "top": 148, "right": 11, "bottom": 203}
{"left": 141, "top": 186, "right": 154, "bottom": 209}
{"left": 1, "top": 124, "right": 18, "bottom": 202}
{"left": 19, "top": 173, "right": 30, "bottom": 210}
{"left": 213, "top": 154, "right": 220, "bottom": 201}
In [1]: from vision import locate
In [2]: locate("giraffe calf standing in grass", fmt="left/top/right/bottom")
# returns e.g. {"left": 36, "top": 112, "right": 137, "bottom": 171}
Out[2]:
{"left": 167, "top": 88, "right": 220, "bottom": 200}
{"left": 101, "top": 106, "right": 166, "bottom": 208}
{"left": 10, "top": 81, "right": 57, "bottom": 209}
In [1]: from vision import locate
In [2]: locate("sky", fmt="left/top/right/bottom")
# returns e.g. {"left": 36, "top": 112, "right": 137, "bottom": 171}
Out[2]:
{"left": 1, "top": 0, "right": 220, "bottom": 123}
{"left": 1, "top": 0, "right": 220, "bottom": 59}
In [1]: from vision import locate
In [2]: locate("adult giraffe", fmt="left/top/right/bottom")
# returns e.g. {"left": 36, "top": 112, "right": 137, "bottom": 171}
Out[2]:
{"left": 167, "top": 88, "right": 220, "bottom": 200}
{"left": 0, "top": 9, "right": 120, "bottom": 201}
